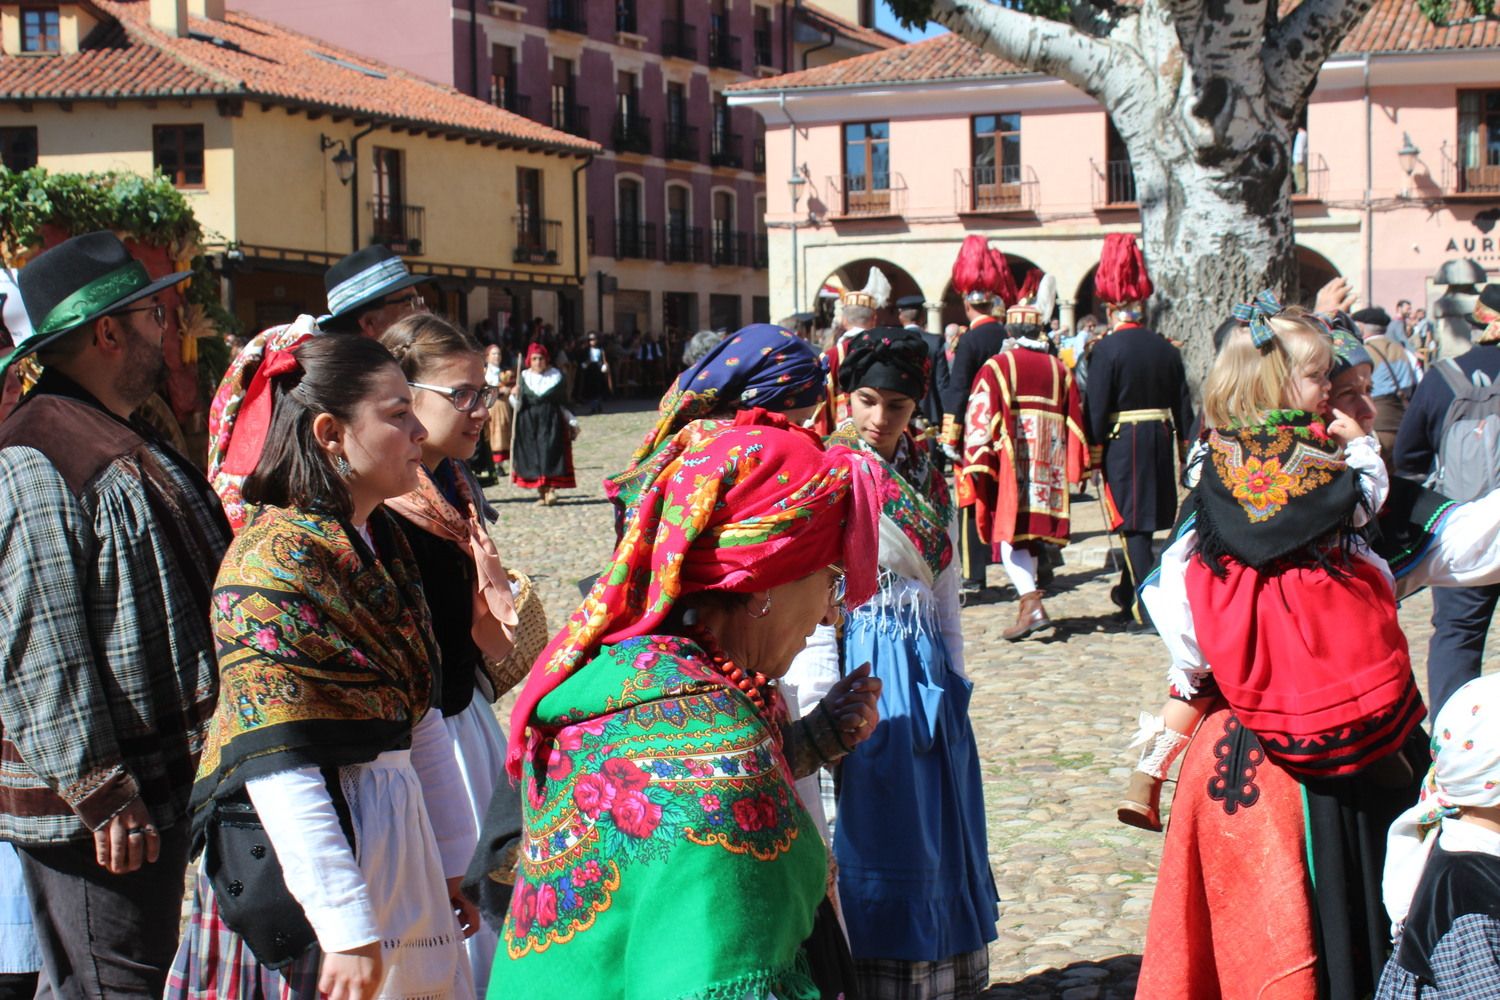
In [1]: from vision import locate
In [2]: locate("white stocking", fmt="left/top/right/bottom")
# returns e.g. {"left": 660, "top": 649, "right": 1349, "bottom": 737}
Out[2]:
{"left": 999, "top": 541, "right": 1037, "bottom": 595}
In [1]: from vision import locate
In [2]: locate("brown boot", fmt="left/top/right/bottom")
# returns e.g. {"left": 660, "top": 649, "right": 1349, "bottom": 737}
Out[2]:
{"left": 1002, "top": 591, "right": 1053, "bottom": 641}
{"left": 1117, "top": 770, "right": 1166, "bottom": 832}
{"left": 1117, "top": 717, "right": 1191, "bottom": 832}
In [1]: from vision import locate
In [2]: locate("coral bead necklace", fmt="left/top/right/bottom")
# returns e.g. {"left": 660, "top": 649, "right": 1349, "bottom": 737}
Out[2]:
{"left": 684, "top": 623, "right": 771, "bottom": 716}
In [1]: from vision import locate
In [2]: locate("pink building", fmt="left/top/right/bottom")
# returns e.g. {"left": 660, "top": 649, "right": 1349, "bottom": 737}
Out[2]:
{"left": 729, "top": 2, "right": 1500, "bottom": 331}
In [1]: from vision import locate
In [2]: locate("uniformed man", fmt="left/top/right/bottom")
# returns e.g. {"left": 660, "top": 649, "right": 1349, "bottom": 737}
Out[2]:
{"left": 896, "top": 294, "right": 944, "bottom": 435}
{"left": 1082, "top": 233, "right": 1192, "bottom": 629}
{"left": 812, "top": 267, "right": 890, "bottom": 435}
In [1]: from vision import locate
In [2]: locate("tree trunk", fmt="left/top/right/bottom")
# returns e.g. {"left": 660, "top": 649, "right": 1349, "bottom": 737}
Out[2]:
{"left": 923, "top": 0, "right": 1376, "bottom": 383}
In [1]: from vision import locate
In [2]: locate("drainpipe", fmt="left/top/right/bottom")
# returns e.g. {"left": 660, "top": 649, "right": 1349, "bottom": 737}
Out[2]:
{"left": 802, "top": 22, "right": 835, "bottom": 70}
{"left": 469, "top": 0, "right": 480, "bottom": 98}
{"left": 781, "top": 91, "right": 800, "bottom": 313}
{"left": 1362, "top": 54, "right": 1374, "bottom": 303}
{"left": 573, "top": 153, "right": 594, "bottom": 328}
{"left": 348, "top": 123, "right": 379, "bottom": 252}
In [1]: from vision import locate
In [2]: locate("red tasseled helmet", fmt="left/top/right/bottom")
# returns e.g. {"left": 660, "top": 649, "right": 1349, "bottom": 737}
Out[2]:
{"left": 1094, "top": 233, "right": 1154, "bottom": 304}
{"left": 1015, "top": 268, "right": 1042, "bottom": 303}
{"left": 950, "top": 235, "right": 997, "bottom": 299}
{"left": 989, "top": 245, "right": 1019, "bottom": 308}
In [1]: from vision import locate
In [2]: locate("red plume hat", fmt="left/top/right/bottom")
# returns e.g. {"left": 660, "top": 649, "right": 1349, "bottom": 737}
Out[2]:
{"left": 1095, "top": 233, "right": 1154, "bottom": 305}
{"left": 952, "top": 235, "right": 1018, "bottom": 308}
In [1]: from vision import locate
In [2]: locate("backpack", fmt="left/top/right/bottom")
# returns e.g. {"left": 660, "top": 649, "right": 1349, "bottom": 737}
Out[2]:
{"left": 1428, "top": 358, "right": 1500, "bottom": 502}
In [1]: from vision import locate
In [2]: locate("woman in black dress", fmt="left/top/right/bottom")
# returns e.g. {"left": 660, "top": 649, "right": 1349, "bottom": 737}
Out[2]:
{"left": 508, "top": 342, "right": 577, "bottom": 506}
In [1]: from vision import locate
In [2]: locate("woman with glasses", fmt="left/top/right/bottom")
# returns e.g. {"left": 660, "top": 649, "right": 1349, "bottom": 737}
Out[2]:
{"left": 508, "top": 342, "right": 577, "bottom": 506}
{"left": 380, "top": 315, "right": 520, "bottom": 995}
{"left": 789, "top": 327, "right": 998, "bottom": 999}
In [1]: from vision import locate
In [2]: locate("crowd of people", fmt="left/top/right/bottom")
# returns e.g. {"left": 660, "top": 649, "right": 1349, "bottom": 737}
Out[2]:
{"left": 0, "top": 224, "right": 1497, "bottom": 1000}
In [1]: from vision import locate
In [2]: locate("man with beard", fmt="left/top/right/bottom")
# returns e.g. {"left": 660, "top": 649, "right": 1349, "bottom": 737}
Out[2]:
{"left": 0, "top": 232, "right": 230, "bottom": 998}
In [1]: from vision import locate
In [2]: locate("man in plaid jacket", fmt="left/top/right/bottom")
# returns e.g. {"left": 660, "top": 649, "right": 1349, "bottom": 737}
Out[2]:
{"left": 0, "top": 233, "right": 230, "bottom": 998}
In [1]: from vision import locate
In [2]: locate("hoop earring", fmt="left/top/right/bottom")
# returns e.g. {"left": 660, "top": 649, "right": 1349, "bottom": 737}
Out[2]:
{"left": 747, "top": 594, "right": 772, "bottom": 619}
{"left": 334, "top": 455, "right": 354, "bottom": 479}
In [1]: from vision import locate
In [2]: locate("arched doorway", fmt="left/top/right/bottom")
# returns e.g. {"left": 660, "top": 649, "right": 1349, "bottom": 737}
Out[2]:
{"left": 1073, "top": 265, "right": 1101, "bottom": 328}
{"left": 818, "top": 258, "right": 923, "bottom": 330}
{"left": 941, "top": 253, "right": 1040, "bottom": 328}
{"left": 1295, "top": 245, "right": 1340, "bottom": 307}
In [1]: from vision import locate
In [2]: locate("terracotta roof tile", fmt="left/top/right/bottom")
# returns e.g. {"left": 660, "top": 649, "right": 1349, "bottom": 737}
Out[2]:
{"left": 797, "top": 3, "right": 903, "bottom": 52}
{"left": 731, "top": 0, "right": 1500, "bottom": 93}
{"left": 0, "top": 0, "right": 600, "bottom": 155}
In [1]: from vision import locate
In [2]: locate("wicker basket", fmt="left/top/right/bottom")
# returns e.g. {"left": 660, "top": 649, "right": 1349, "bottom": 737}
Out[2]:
{"left": 485, "top": 569, "right": 549, "bottom": 699}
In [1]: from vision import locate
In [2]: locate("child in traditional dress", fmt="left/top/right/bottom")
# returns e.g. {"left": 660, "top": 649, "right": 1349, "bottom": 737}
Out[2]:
{"left": 1118, "top": 298, "right": 1411, "bottom": 831}
{"left": 1374, "top": 674, "right": 1500, "bottom": 999}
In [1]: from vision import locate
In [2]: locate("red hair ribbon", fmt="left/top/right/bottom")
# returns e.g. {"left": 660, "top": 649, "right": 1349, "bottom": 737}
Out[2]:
{"left": 221, "top": 335, "right": 313, "bottom": 476}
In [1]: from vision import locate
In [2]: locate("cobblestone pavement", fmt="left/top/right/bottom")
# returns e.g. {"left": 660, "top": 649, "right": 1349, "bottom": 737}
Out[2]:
{"left": 484, "top": 402, "right": 1494, "bottom": 1000}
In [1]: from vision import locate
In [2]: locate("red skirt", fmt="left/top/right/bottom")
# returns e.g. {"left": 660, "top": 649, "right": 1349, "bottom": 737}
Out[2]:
{"left": 1184, "top": 556, "right": 1423, "bottom": 777}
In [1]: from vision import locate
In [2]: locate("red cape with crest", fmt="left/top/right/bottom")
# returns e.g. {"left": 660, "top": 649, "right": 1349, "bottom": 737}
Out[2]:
{"left": 959, "top": 346, "right": 1088, "bottom": 548}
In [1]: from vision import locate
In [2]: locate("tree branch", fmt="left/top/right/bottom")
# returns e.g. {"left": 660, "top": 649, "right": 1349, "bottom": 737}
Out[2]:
{"left": 1264, "top": 0, "right": 1378, "bottom": 114}
{"left": 927, "top": 0, "right": 1117, "bottom": 101}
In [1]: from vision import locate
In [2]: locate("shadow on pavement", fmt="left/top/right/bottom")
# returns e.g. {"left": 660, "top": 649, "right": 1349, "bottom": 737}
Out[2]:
{"left": 982, "top": 954, "right": 1141, "bottom": 999}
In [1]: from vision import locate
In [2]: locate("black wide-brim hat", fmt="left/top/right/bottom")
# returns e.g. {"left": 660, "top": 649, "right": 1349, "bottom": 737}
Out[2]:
{"left": 4, "top": 230, "right": 191, "bottom": 377}
{"left": 319, "top": 244, "right": 426, "bottom": 326}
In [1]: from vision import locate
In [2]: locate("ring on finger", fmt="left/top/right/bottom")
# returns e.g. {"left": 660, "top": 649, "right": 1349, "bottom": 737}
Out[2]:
{"left": 126, "top": 827, "right": 146, "bottom": 837}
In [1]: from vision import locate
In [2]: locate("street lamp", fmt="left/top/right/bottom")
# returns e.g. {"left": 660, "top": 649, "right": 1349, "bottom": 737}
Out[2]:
{"left": 787, "top": 172, "right": 806, "bottom": 212}
{"left": 1398, "top": 132, "right": 1421, "bottom": 177}
{"left": 320, "top": 134, "right": 354, "bottom": 186}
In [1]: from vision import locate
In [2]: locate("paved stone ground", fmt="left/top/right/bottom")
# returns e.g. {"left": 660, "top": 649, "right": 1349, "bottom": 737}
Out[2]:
{"left": 483, "top": 401, "right": 1496, "bottom": 1000}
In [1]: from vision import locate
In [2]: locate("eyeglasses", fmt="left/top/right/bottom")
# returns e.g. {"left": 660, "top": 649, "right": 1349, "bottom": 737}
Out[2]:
{"left": 828, "top": 569, "right": 847, "bottom": 611}
{"left": 114, "top": 302, "right": 167, "bottom": 328}
{"left": 384, "top": 291, "right": 426, "bottom": 312}
{"left": 409, "top": 381, "right": 498, "bottom": 412}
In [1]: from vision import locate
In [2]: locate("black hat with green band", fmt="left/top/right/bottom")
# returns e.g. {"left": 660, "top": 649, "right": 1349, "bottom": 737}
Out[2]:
{"left": 2, "top": 231, "right": 191, "bottom": 377}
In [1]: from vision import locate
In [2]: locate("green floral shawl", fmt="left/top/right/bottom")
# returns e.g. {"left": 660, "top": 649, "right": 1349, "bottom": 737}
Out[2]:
{"left": 489, "top": 634, "right": 824, "bottom": 1000}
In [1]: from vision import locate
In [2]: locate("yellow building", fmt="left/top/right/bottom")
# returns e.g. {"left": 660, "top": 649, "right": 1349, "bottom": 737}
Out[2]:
{"left": 0, "top": 0, "right": 599, "bottom": 332}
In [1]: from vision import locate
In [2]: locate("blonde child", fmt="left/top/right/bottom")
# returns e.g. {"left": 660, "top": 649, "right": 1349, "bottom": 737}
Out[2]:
{"left": 1118, "top": 300, "right": 1404, "bottom": 831}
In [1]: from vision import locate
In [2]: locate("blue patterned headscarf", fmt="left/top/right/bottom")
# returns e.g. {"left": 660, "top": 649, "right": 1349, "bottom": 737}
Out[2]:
{"left": 623, "top": 324, "right": 825, "bottom": 467}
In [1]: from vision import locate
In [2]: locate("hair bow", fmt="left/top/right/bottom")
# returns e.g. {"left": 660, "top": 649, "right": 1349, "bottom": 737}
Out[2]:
{"left": 221, "top": 337, "right": 311, "bottom": 476}
{"left": 1231, "top": 290, "right": 1284, "bottom": 349}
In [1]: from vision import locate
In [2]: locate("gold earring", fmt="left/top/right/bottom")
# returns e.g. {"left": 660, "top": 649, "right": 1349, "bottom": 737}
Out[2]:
{"left": 747, "top": 594, "right": 772, "bottom": 619}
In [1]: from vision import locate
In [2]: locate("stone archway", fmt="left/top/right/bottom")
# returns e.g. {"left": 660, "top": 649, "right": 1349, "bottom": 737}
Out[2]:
{"left": 1295, "top": 245, "right": 1340, "bottom": 307}
{"left": 818, "top": 258, "right": 924, "bottom": 329}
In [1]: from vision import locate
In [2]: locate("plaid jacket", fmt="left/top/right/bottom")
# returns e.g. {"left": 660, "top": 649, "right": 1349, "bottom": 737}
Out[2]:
{"left": 0, "top": 375, "right": 229, "bottom": 843}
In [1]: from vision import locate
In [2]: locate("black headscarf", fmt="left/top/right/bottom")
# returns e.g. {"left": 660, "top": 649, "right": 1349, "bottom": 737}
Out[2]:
{"left": 838, "top": 326, "right": 931, "bottom": 402}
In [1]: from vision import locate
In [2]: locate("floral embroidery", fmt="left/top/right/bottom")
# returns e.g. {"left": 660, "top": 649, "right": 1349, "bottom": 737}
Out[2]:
{"left": 1226, "top": 456, "right": 1295, "bottom": 518}
{"left": 1209, "top": 424, "right": 1344, "bottom": 524}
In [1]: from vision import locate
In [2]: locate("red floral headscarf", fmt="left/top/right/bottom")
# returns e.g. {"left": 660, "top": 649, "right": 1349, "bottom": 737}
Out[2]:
{"left": 506, "top": 412, "right": 884, "bottom": 776}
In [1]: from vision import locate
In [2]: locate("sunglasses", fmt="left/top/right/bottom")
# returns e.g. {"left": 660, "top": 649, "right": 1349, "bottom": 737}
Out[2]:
{"left": 114, "top": 302, "right": 168, "bottom": 328}
{"left": 384, "top": 291, "right": 427, "bottom": 311}
{"left": 409, "top": 381, "right": 499, "bottom": 412}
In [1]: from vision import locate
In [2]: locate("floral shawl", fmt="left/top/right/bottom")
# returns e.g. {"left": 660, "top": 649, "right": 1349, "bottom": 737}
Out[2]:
{"left": 508, "top": 415, "right": 885, "bottom": 777}
{"left": 605, "top": 325, "right": 824, "bottom": 516}
{"left": 189, "top": 505, "right": 438, "bottom": 844}
{"left": 828, "top": 423, "right": 954, "bottom": 580}
{"left": 490, "top": 634, "right": 824, "bottom": 1000}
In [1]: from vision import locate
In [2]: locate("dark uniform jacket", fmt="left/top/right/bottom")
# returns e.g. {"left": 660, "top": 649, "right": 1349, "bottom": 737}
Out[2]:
{"left": 940, "top": 316, "right": 1009, "bottom": 427}
{"left": 1082, "top": 324, "right": 1192, "bottom": 532}
{"left": 907, "top": 324, "right": 945, "bottom": 427}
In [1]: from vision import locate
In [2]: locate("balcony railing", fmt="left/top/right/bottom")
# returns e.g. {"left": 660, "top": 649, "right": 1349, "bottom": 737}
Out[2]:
{"left": 547, "top": 0, "right": 586, "bottom": 33}
{"left": 710, "top": 129, "right": 742, "bottom": 168}
{"left": 829, "top": 172, "right": 906, "bottom": 217}
{"left": 752, "top": 138, "right": 765, "bottom": 173}
{"left": 753, "top": 28, "right": 773, "bottom": 68}
{"left": 708, "top": 30, "right": 741, "bottom": 70}
{"left": 1292, "top": 153, "right": 1329, "bottom": 201}
{"left": 956, "top": 164, "right": 1038, "bottom": 214}
{"left": 513, "top": 215, "right": 562, "bottom": 265}
{"left": 752, "top": 232, "right": 768, "bottom": 269}
{"left": 1091, "top": 158, "right": 1137, "bottom": 206}
{"left": 550, "top": 101, "right": 590, "bottom": 139}
{"left": 615, "top": 2, "right": 637, "bottom": 34}
{"left": 661, "top": 19, "right": 697, "bottom": 60}
{"left": 1440, "top": 140, "right": 1500, "bottom": 195}
{"left": 665, "top": 121, "right": 699, "bottom": 161}
{"left": 711, "top": 229, "right": 747, "bottom": 267}
{"left": 369, "top": 197, "right": 424, "bottom": 255}
{"left": 614, "top": 221, "right": 657, "bottom": 260}
{"left": 490, "top": 85, "right": 529, "bottom": 117}
{"left": 612, "top": 110, "right": 652, "bottom": 155}
{"left": 663, "top": 224, "right": 704, "bottom": 264}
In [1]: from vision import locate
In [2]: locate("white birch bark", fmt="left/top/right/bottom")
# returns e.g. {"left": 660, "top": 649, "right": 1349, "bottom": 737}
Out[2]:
{"left": 925, "top": 0, "right": 1379, "bottom": 380}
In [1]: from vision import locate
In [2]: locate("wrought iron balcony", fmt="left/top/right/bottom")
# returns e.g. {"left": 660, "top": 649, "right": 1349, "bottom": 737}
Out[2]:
{"left": 612, "top": 111, "right": 652, "bottom": 155}
{"left": 547, "top": 0, "right": 587, "bottom": 33}
{"left": 957, "top": 164, "right": 1038, "bottom": 214}
{"left": 663, "top": 224, "right": 704, "bottom": 264}
{"left": 614, "top": 221, "right": 657, "bottom": 260}
{"left": 710, "top": 129, "right": 742, "bottom": 169}
{"left": 549, "top": 101, "right": 590, "bottom": 140}
{"left": 753, "top": 28, "right": 773, "bottom": 68}
{"left": 513, "top": 215, "right": 562, "bottom": 265}
{"left": 490, "top": 84, "right": 528, "bottom": 117}
{"left": 1103, "top": 158, "right": 1136, "bottom": 206}
{"left": 665, "top": 121, "right": 699, "bottom": 161}
{"left": 711, "top": 228, "right": 747, "bottom": 267}
{"left": 615, "top": 1, "right": 637, "bottom": 34}
{"left": 661, "top": 19, "right": 697, "bottom": 60}
{"left": 752, "top": 138, "right": 765, "bottom": 174}
{"left": 708, "top": 30, "right": 741, "bottom": 70}
{"left": 369, "top": 197, "right": 424, "bottom": 255}
{"left": 752, "top": 233, "right": 768, "bottom": 269}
